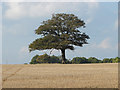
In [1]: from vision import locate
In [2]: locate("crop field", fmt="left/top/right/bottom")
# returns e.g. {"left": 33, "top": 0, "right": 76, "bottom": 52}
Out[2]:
{"left": 2, "top": 63, "right": 118, "bottom": 88}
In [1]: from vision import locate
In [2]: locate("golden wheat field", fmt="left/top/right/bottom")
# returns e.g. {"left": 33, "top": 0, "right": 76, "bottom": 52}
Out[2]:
{"left": 1, "top": 63, "right": 118, "bottom": 88}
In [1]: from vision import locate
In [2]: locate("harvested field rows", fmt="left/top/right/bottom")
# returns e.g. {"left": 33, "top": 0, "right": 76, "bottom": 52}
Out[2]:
{"left": 2, "top": 63, "right": 118, "bottom": 88}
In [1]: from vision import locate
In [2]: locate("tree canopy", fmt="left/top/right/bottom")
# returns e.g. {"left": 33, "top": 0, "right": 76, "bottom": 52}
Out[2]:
{"left": 29, "top": 13, "right": 90, "bottom": 63}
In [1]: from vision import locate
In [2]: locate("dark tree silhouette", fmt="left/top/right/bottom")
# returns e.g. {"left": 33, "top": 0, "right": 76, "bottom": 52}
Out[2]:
{"left": 29, "top": 13, "right": 90, "bottom": 64}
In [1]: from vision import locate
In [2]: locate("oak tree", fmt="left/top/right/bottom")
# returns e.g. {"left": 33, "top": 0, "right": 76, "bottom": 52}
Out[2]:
{"left": 29, "top": 13, "right": 90, "bottom": 64}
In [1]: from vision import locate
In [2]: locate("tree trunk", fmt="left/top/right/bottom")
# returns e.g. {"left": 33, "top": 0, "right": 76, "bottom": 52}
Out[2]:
{"left": 61, "top": 49, "right": 66, "bottom": 64}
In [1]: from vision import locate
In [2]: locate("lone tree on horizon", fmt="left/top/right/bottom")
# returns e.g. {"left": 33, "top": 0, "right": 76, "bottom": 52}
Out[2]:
{"left": 29, "top": 13, "right": 90, "bottom": 64}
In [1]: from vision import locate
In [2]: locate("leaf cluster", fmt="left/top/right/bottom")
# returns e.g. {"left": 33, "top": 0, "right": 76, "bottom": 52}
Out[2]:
{"left": 29, "top": 13, "right": 90, "bottom": 52}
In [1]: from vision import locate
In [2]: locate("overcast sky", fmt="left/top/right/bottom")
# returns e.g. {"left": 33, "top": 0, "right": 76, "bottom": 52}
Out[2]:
{"left": 1, "top": 2, "right": 118, "bottom": 64}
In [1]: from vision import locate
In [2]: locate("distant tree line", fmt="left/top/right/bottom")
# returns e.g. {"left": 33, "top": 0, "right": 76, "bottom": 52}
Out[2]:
{"left": 30, "top": 54, "right": 120, "bottom": 64}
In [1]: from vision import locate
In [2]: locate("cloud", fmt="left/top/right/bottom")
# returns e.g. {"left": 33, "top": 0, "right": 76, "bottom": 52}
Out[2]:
{"left": 84, "top": 38, "right": 113, "bottom": 50}
{"left": 85, "top": 1, "right": 99, "bottom": 24}
{"left": 29, "top": 3, "right": 56, "bottom": 18}
{"left": 5, "top": 3, "right": 27, "bottom": 19}
{"left": 65, "top": 37, "right": 116, "bottom": 60}
{"left": 87, "top": 1, "right": 98, "bottom": 10}
{"left": 86, "top": 18, "right": 92, "bottom": 24}
{"left": 19, "top": 46, "right": 28, "bottom": 53}
{"left": 98, "top": 38, "right": 111, "bottom": 49}
{"left": 4, "top": 2, "right": 99, "bottom": 20}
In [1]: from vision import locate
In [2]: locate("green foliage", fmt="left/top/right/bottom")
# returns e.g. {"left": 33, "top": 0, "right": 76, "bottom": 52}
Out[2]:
{"left": 88, "top": 57, "right": 99, "bottom": 63}
{"left": 30, "top": 55, "right": 119, "bottom": 64}
{"left": 71, "top": 57, "right": 103, "bottom": 64}
{"left": 71, "top": 57, "right": 88, "bottom": 64}
{"left": 29, "top": 13, "right": 90, "bottom": 63}
{"left": 110, "top": 57, "right": 120, "bottom": 63}
{"left": 36, "top": 54, "right": 50, "bottom": 63}
{"left": 30, "top": 55, "right": 39, "bottom": 64}
{"left": 103, "top": 58, "right": 112, "bottom": 63}
{"left": 114, "top": 57, "right": 120, "bottom": 63}
{"left": 49, "top": 55, "right": 61, "bottom": 63}
{"left": 102, "top": 57, "right": 120, "bottom": 63}
{"left": 29, "top": 13, "right": 90, "bottom": 51}
{"left": 30, "top": 54, "right": 61, "bottom": 64}
{"left": 98, "top": 60, "right": 103, "bottom": 63}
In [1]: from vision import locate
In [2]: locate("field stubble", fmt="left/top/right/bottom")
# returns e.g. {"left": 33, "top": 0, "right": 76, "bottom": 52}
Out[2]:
{"left": 2, "top": 63, "right": 118, "bottom": 88}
